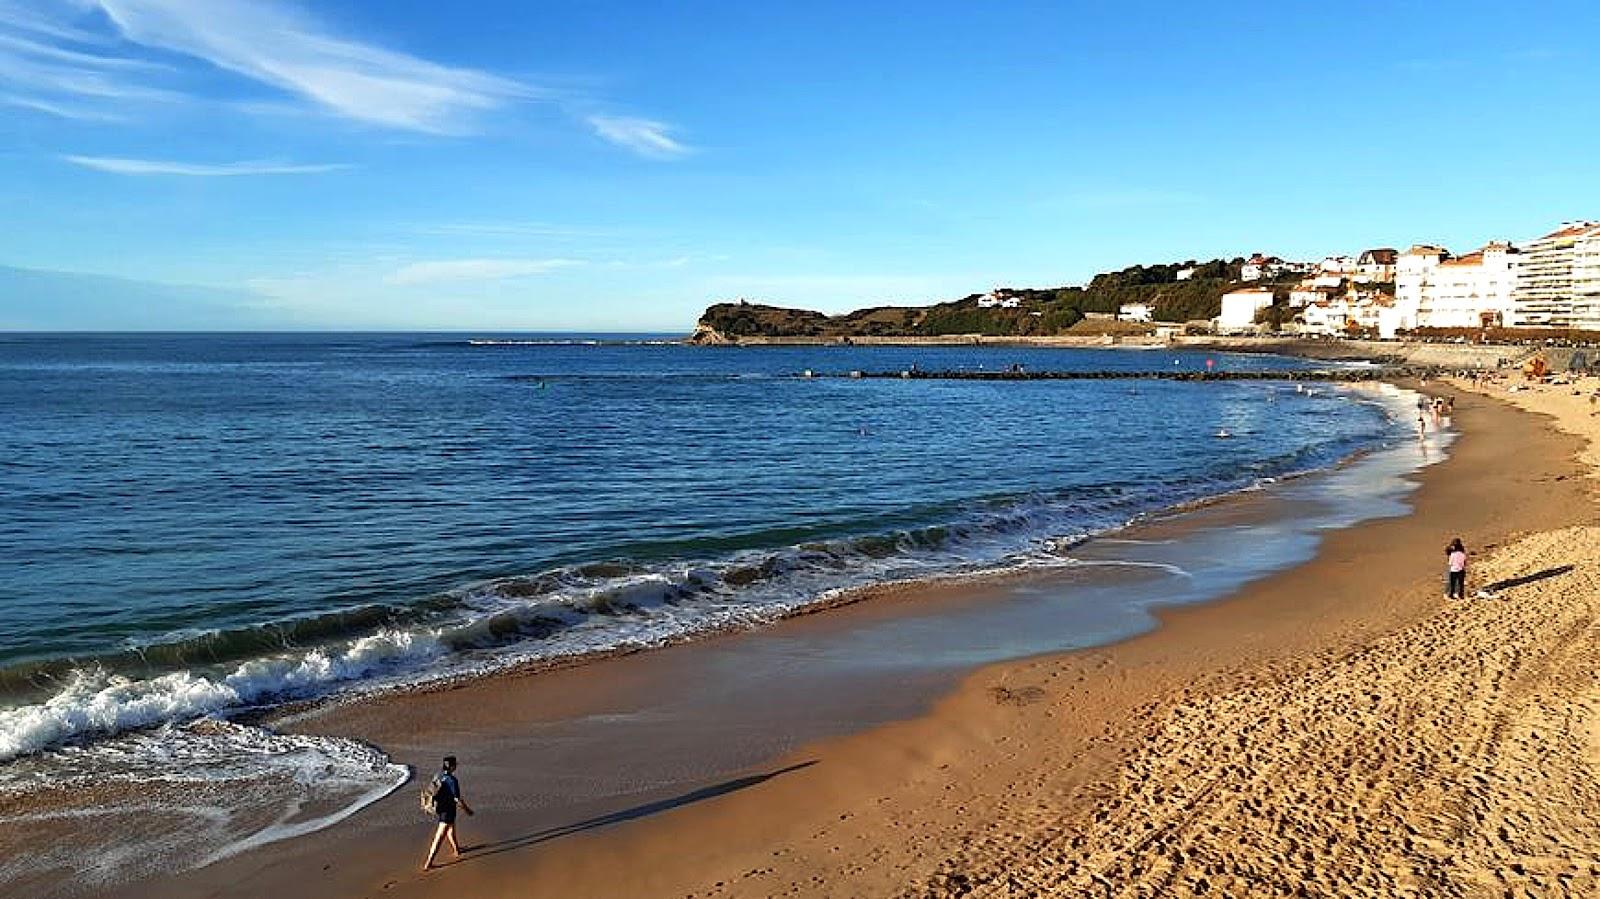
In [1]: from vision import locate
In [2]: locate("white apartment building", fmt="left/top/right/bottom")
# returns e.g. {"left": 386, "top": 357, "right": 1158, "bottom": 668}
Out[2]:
{"left": 1392, "top": 244, "right": 1447, "bottom": 334}
{"left": 1289, "top": 285, "right": 1332, "bottom": 308}
{"left": 1300, "top": 293, "right": 1390, "bottom": 337}
{"left": 1299, "top": 300, "right": 1343, "bottom": 335}
{"left": 1393, "top": 241, "right": 1519, "bottom": 331}
{"left": 1514, "top": 222, "right": 1600, "bottom": 329}
{"left": 1217, "top": 287, "right": 1274, "bottom": 331}
{"left": 1577, "top": 229, "right": 1600, "bottom": 330}
{"left": 1419, "top": 242, "right": 1519, "bottom": 328}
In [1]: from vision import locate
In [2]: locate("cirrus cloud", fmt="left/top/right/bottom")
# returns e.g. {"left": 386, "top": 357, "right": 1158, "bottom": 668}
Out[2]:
{"left": 4, "top": 0, "right": 692, "bottom": 154}
{"left": 64, "top": 154, "right": 350, "bottom": 176}
{"left": 587, "top": 115, "right": 692, "bottom": 159}
{"left": 80, "top": 0, "right": 534, "bottom": 135}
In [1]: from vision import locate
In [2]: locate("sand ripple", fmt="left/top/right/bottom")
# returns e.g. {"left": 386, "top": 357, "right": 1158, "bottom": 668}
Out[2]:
{"left": 908, "top": 526, "right": 1600, "bottom": 898}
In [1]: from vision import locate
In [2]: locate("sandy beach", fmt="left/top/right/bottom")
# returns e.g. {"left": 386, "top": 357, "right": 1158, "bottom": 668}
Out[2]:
{"left": 93, "top": 376, "right": 1598, "bottom": 899}
{"left": 9, "top": 4, "right": 1596, "bottom": 896}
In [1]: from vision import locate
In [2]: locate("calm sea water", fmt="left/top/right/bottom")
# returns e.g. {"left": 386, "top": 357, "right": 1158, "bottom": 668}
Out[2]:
{"left": 0, "top": 333, "right": 1394, "bottom": 761}
{"left": 0, "top": 333, "right": 1431, "bottom": 889}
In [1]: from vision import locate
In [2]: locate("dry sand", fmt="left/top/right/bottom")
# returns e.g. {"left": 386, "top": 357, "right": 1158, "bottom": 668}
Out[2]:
{"left": 122, "top": 382, "right": 1600, "bottom": 898}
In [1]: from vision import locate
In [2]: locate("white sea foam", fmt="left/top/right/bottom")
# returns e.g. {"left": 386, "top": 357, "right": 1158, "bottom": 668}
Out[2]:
{"left": 1058, "top": 558, "right": 1195, "bottom": 578}
{"left": 0, "top": 629, "right": 443, "bottom": 763}
{"left": 0, "top": 720, "right": 406, "bottom": 890}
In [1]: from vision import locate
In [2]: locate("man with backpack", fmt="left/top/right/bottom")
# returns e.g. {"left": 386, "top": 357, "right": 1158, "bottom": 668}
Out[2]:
{"left": 421, "top": 755, "right": 475, "bottom": 871}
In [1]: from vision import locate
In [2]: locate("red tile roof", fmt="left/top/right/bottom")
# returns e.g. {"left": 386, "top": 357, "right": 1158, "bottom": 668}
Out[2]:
{"left": 1538, "top": 222, "right": 1600, "bottom": 240}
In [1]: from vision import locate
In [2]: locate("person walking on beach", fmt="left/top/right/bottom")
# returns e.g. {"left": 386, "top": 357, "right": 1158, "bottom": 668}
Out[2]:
{"left": 422, "top": 755, "right": 474, "bottom": 871}
{"left": 1445, "top": 538, "right": 1468, "bottom": 600}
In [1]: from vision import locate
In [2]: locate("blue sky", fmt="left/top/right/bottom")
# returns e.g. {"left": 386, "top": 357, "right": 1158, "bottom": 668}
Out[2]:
{"left": 2, "top": 0, "right": 1598, "bottom": 331}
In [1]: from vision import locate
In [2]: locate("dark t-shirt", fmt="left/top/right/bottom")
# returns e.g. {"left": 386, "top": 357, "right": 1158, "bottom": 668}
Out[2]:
{"left": 432, "top": 772, "right": 460, "bottom": 813}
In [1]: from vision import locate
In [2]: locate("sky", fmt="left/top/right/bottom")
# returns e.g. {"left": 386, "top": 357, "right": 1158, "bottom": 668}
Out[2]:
{"left": 2, "top": 0, "right": 1599, "bottom": 331}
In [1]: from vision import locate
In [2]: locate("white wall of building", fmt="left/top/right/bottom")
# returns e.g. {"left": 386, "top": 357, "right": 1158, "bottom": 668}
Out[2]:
{"left": 1218, "top": 289, "right": 1274, "bottom": 331}
{"left": 1417, "top": 244, "right": 1517, "bottom": 329}
{"left": 1118, "top": 302, "right": 1153, "bottom": 322}
{"left": 1515, "top": 223, "right": 1600, "bottom": 329}
{"left": 1289, "top": 287, "right": 1329, "bottom": 308}
{"left": 1394, "top": 246, "right": 1445, "bottom": 334}
{"left": 1575, "top": 232, "right": 1600, "bottom": 330}
{"left": 1514, "top": 224, "right": 1596, "bottom": 327}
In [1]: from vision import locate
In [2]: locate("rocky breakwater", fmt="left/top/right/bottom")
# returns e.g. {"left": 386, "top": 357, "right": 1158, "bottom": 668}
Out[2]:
{"left": 826, "top": 366, "right": 1440, "bottom": 382}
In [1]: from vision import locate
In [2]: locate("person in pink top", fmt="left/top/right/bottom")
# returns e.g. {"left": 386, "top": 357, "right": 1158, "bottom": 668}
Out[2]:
{"left": 1445, "top": 538, "right": 1468, "bottom": 599}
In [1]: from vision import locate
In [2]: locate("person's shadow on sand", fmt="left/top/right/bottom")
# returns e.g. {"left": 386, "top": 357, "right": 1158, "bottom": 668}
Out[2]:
{"left": 1477, "top": 564, "right": 1575, "bottom": 597}
{"left": 434, "top": 760, "right": 819, "bottom": 869}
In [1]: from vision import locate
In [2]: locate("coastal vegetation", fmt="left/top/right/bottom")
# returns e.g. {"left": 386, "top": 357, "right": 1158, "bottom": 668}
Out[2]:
{"left": 696, "top": 258, "right": 1278, "bottom": 341}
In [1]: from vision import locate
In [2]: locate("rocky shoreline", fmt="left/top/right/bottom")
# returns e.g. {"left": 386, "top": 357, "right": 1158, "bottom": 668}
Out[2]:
{"left": 687, "top": 324, "right": 1534, "bottom": 371}
{"left": 819, "top": 366, "right": 1431, "bottom": 382}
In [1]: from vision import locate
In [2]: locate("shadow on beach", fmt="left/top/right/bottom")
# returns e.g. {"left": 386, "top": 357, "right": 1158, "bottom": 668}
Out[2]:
{"left": 440, "top": 760, "right": 819, "bottom": 868}
{"left": 1479, "top": 564, "right": 1574, "bottom": 596}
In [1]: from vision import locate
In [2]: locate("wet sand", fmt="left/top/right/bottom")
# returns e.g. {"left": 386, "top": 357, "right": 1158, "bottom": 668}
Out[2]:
{"left": 115, "top": 382, "right": 1596, "bottom": 898}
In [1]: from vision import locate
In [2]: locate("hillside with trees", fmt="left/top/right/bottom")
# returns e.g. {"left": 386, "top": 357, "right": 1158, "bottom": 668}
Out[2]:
{"left": 694, "top": 258, "right": 1289, "bottom": 340}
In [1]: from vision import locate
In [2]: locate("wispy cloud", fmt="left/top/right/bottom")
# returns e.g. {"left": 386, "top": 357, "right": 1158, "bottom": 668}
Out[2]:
{"left": 386, "top": 258, "right": 585, "bottom": 286}
{"left": 0, "top": 0, "right": 103, "bottom": 44}
{"left": 6, "top": 3, "right": 691, "bottom": 157}
{"left": 0, "top": 4, "right": 181, "bottom": 111}
{"left": 3, "top": 94, "right": 125, "bottom": 122}
{"left": 81, "top": 0, "right": 534, "bottom": 134}
{"left": 64, "top": 155, "right": 350, "bottom": 176}
{"left": 588, "top": 115, "right": 692, "bottom": 159}
{"left": 0, "top": 31, "right": 162, "bottom": 71}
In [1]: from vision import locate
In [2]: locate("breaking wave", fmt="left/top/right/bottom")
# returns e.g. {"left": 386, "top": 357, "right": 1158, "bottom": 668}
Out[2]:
{"left": 0, "top": 429, "right": 1391, "bottom": 766}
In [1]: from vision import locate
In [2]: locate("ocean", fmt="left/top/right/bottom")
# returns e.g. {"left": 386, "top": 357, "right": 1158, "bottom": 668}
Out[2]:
{"left": 0, "top": 333, "right": 1428, "bottom": 889}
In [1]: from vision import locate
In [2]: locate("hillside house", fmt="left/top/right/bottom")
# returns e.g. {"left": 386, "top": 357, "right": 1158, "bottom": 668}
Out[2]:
{"left": 1218, "top": 287, "right": 1275, "bottom": 332}
{"left": 1118, "top": 301, "right": 1155, "bottom": 322}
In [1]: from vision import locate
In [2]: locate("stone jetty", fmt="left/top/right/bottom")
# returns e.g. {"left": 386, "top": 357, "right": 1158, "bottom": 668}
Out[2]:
{"left": 812, "top": 366, "right": 1442, "bottom": 382}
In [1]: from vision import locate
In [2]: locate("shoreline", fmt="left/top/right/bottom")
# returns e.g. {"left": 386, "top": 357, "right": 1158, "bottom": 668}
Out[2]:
{"left": 89, "top": 377, "right": 1599, "bottom": 898}
{"left": 682, "top": 333, "right": 1533, "bottom": 370}
{"left": 0, "top": 372, "right": 1405, "bottom": 746}
{"left": 276, "top": 399, "right": 1398, "bottom": 715}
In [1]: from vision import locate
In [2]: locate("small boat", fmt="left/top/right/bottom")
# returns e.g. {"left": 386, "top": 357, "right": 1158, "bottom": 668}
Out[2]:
{"left": 1215, "top": 428, "right": 1233, "bottom": 439}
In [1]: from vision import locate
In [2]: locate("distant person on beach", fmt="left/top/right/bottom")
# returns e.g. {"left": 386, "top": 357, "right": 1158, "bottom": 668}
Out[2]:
{"left": 422, "top": 755, "right": 474, "bottom": 871}
{"left": 1445, "top": 538, "right": 1468, "bottom": 600}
